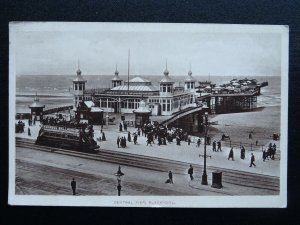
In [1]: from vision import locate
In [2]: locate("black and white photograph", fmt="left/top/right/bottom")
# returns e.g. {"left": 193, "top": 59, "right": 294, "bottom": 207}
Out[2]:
{"left": 9, "top": 22, "right": 288, "bottom": 207}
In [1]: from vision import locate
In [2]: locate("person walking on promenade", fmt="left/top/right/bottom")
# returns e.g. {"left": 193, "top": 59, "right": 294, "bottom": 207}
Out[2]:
{"left": 124, "top": 122, "right": 127, "bottom": 131}
{"left": 262, "top": 150, "right": 267, "bottom": 162}
{"left": 123, "top": 136, "right": 127, "bottom": 147}
{"left": 212, "top": 140, "right": 216, "bottom": 152}
{"left": 240, "top": 146, "right": 245, "bottom": 160}
{"left": 119, "top": 123, "right": 123, "bottom": 132}
{"left": 127, "top": 131, "right": 131, "bottom": 142}
{"left": 249, "top": 153, "right": 256, "bottom": 167}
{"left": 188, "top": 165, "right": 194, "bottom": 181}
{"left": 71, "top": 178, "right": 77, "bottom": 195}
{"left": 28, "top": 127, "right": 31, "bottom": 136}
{"left": 117, "top": 137, "right": 120, "bottom": 148}
{"left": 137, "top": 128, "right": 141, "bottom": 136}
{"left": 217, "top": 141, "right": 222, "bottom": 152}
{"left": 228, "top": 148, "right": 234, "bottom": 160}
{"left": 197, "top": 138, "right": 201, "bottom": 147}
{"left": 102, "top": 132, "right": 106, "bottom": 141}
{"left": 133, "top": 133, "right": 138, "bottom": 144}
{"left": 165, "top": 171, "right": 173, "bottom": 184}
{"left": 187, "top": 137, "right": 191, "bottom": 146}
{"left": 249, "top": 132, "right": 252, "bottom": 139}
{"left": 146, "top": 136, "right": 152, "bottom": 146}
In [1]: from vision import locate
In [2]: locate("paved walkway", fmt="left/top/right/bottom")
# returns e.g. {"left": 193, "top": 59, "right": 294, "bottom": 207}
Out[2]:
{"left": 15, "top": 118, "right": 280, "bottom": 177}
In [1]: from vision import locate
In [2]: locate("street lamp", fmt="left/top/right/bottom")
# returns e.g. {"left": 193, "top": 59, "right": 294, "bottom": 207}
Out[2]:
{"left": 201, "top": 112, "right": 209, "bottom": 185}
{"left": 114, "top": 165, "right": 124, "bottom": 196}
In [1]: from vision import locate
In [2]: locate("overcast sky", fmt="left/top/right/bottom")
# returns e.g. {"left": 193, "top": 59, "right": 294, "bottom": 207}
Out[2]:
{"left": 11, "top": 22, "right": 283, "bottom": 76}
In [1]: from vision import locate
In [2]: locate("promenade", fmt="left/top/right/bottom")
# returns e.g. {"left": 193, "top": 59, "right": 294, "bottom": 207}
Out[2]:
{"left": 15, "top": 112, "right": 280, "bottom": 177}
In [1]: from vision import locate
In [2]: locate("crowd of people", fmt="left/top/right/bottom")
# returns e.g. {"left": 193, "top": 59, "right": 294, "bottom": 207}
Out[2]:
{"left": 263, "top": 143, "right": 277, "bottom": 161}
{"left": 15, "top": 120, "right": 25, "bottom": 133}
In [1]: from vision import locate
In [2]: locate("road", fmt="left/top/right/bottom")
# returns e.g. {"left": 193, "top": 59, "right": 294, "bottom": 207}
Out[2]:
{"left": 15, "top": 144, "right": 279, "bottom": 196}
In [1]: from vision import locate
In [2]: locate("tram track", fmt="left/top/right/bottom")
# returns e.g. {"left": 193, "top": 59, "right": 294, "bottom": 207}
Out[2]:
{"left": 16, "top": 137, "right": 280, "bottom": 193}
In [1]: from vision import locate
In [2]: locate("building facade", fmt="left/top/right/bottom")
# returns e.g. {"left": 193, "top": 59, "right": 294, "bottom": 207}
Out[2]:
{"left": 72, "top": 66, "right": 198, "bottom": 116}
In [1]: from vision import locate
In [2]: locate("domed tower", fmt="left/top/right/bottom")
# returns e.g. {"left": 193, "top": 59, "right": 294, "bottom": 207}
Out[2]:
{"left": 28, "top": 92, "right": 45, "bottom": 121}
{"left": 159, "top": 61, "right": 174, "bottom": 96}
{"left": 111, "top": 64, "right": 122, "bottom": 88}
{"left": 184, "top": 65, "right": 196, "bottom": 93}
{"left": 72, "top": 62, "right": 87, "bottom": 108}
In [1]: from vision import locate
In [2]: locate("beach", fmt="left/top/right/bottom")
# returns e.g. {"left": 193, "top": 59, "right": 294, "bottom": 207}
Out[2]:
{"left": 209, "top": 106, "right": 280, "bottom": 149}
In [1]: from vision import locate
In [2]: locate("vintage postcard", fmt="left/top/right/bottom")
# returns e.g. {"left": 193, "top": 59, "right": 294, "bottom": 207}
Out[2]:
{"left": 9, "top": 22, "right": 288, "bottom": 207}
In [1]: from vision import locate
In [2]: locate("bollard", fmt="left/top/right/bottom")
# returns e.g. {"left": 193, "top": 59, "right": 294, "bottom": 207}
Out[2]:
{"left": 211, "top": 171, "right": 223, "bottom": 189}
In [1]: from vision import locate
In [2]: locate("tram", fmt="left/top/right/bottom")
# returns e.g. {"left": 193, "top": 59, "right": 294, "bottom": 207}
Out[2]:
{"left": 35, "top": 124, "right": 99, "bottom": 152}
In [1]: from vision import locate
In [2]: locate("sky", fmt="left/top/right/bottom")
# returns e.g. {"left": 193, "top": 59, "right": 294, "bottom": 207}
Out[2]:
{"left": 10, "top": 22, "right": 284, "bottom": 76}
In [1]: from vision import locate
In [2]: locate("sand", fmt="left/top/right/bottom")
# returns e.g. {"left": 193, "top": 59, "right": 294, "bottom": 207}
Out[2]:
{"left": 208, "top": 106, "right": 280, "bottom": 148}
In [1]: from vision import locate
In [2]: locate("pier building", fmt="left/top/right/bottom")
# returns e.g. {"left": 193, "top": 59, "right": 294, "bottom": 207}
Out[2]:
{"left": 28, "top": 93, "right": 45, "bottom": 121}
{"left": 73, "top": 65, "right": 198, "bottom": 116}
{"left": 70, "top": 63, "right": 267, "bottom": 129}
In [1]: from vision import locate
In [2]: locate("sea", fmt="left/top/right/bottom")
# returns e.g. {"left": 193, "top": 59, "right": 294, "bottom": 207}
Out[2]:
{"left": 15, "top": 75, "right": 281, "bottom": 113}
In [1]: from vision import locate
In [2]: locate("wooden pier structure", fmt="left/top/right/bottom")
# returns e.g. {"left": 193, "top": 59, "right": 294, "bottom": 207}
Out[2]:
{"left": 198, "top": 92, "right": 258, "bottom": 114}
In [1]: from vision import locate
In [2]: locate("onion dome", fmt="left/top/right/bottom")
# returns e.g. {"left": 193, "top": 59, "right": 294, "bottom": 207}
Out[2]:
{"left": 29, "top": 93, "right": 45, "bottom": 108}
{"left": 164, "top": 68, "right": 169, "bottom": 76}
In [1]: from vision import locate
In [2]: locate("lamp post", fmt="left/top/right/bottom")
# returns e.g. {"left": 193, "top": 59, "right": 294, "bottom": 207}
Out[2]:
{"left": 201, "top": 112, "right": 209, "bottom": 185}
{"left": 114, "top": 165, "right": 124, "bottom": 196}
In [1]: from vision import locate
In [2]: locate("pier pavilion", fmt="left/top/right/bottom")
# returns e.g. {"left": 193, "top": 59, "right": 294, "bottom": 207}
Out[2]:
{"left": 73, "top": 65, "right": 198, "bottom": 116}
{"left": 28, "top": 93, "right": 45, "bottom": 121}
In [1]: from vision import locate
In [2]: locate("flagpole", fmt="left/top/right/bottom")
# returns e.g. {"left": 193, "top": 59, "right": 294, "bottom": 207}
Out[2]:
{"left": 128, "top": 49, "right": 130, "bottom": 95}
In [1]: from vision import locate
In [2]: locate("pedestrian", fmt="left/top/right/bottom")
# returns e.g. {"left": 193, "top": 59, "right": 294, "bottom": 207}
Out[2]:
{"left": 117, "top": 137, "right": 120, "bottom": 148}
{"left": 137, "top": 128, "right": 141, "bottom": 136}
{"left": 197, "top": 138, "right": 201, "bottom": 147}
{"left": 188, "top": 165, "right": 194, "bottom": 181}
{"left": 102, "top": 132, "right": 106, "bottom": 141}
{"left": 187, "top": 136, "right": 191, "bottom": 146}
{"left": 124, "top": 122, "right": 127, "bottom": 131}
{"left": 249, "top": 132, "right": 252, "bottom": 139}
{"left": 28, "top": 127, "right": 31, "bottom": 136}
{"left": 123, "top": 136, "right": 127, "bottom": 147}
{"left": 168, "top": 171, "right": 173, "bottom": 184}
{"left": 262, "top": 150, "right": 267, "bottom": 162}
{"left": 146, "top": 137, "right": 152, "bottom": 146}
{"left": 119, "top": 123, "right": 123, "bottom": 132}
{"left": 228, "top": 147, "right": 234, "bottom": 160}
{"left": 176, "top": 136, "right": 181, "bottom": 146}
{"left": 71, "top": 178, "right": 76, "bottom": 195}
{"left": 249, "top": 153, "right": 256, "bottom": 167}
{"left": 256, "top": 140, "right": 258, "bottom": 146}
{"left": 240, "top": 146, "right": 245, "bottom": 160}
{"left": 133, "top": 133, "right": 137, "bottom": 144}
{"left": 212, "top": 140, "right": 216, "bottom": 152}
{"left": 120, "top": 137, "right": 124, "bottom": 148}
{"left": 217, "top": 141, "right": 222, "bottom": 152}
{"left": 127, "top": 131, "right": 131, "bottom": 142}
